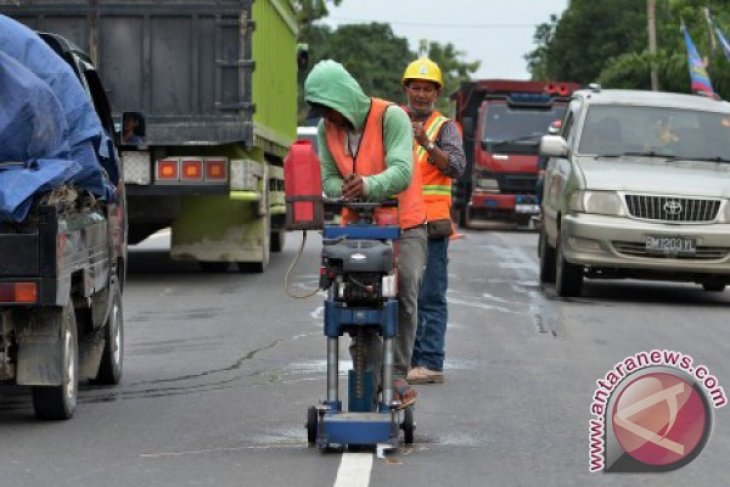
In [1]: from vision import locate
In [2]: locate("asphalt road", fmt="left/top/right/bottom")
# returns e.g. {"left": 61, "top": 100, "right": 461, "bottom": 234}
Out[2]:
{"left": 0, "top": 228, "right": 728, "bottom": 486}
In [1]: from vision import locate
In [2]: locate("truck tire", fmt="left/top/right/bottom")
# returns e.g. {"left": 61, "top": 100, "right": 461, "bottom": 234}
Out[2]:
{"left": 539, "top": 230, "right": 556, "bottom": 284}
{"left": 555, "top": 233, "right": 583, "bottom": 297}
{"left": 458, "top": 206, "right": 471, "bottom": 229}
{"left": 32, "top": 303, "right": 79, "bottom": 420}
{"left": 94, "top": 280, "right": 123, "bottom": 385}
{"left": 270, "top": 230, "right": 286, "bottom": 253}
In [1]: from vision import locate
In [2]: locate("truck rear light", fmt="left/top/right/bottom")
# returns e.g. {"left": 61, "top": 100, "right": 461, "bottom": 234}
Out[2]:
{"left": 156, "top": 158, "right": 179, "bottom": 181}
{"left": 205, "top": 158, "right": 228, "bottom": 182}
{"left": 0, "top": 282, "right": 37, "bottom": 303}
{"left": 180, "top": 158, "right": 203, "bottom": 181}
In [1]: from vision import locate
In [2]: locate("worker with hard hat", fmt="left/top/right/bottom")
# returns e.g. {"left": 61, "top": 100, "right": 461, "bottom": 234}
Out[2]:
{"left": 402, "top": 58, "right": 466, "bottom": 385}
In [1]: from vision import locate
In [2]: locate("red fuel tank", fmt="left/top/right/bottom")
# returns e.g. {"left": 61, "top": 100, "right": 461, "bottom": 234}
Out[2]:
{"left": 284, "top": 139, "right": 324, "bottom": 230}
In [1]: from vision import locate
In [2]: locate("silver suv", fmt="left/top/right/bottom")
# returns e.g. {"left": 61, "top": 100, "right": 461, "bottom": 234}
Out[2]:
{"left": 539, "top": 87, "right": 730, "bottom": 297}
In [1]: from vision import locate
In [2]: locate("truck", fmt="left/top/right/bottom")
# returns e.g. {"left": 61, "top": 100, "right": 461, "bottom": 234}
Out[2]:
{"left": 0, "top": 31, "right": 125, "bottom": 420}
{"left": 451, "top": 80, "right": 580, "bottom": 229}
{"left": 1, "top": 0, "right": 299, "bottom": 272}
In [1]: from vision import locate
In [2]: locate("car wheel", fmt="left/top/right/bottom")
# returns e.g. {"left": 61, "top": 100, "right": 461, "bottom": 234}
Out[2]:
{"left": 32, "top": 303, "right": 79, "bottom": 420}
{"left": 539, "top": 230, "right": 556, "bottom": 284}
{"left": 555, "top": 233, "right": 583, "bottom": 297}
{"left": 94, "top": 279, "right": 124, "bottom": 385}
{"left": 702, "top": 282, "right": 726, "bottom": 292}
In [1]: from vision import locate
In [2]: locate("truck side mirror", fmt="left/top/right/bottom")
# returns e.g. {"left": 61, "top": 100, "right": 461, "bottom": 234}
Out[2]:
{"left": 461, "top": 116, "right": 474, "bottom": 136}
{"left": 121, "top": 111, "right": 146, "bottom": 146}
{"left": 539, "top": 135, "right": 568, "bottom": 158}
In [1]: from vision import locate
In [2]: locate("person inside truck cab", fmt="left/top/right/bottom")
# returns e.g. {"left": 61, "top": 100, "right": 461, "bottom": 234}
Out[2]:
{"left": 400, "top": 57, "right": 465, "bottom": 385}
{"left": 122, "top": 112, "right": 145, "bottom": 145}
{"left": 304, "top": 59, "right": 427, "bottom": 408}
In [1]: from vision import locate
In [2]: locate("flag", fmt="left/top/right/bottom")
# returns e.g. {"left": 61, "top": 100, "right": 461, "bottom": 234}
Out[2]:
{"left": 705, "top": 8, "right": 717, "bottom": 56}
{"left": 681, "top": 23, "right": 715, "bottom": 96}
{"left": 717, "top": 26, "right": 730, "bottom": 62}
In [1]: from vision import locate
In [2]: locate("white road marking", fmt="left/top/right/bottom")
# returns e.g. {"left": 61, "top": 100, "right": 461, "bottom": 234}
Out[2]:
{"left": 333, "top": 453, "right": 373, "bottom": 487}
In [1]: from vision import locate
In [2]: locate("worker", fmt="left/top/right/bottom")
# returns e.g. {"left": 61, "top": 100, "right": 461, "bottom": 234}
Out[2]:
{"left": 402, "top": 58, "right": 466, "bottom": 385}
{"left": 304, "top": 60, "right": 427, "bottom": 408}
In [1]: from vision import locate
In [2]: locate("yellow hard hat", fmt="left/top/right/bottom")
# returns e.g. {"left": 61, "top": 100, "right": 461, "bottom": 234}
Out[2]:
{"left": 402, "top": 57, "right": 443, "bottom": 89}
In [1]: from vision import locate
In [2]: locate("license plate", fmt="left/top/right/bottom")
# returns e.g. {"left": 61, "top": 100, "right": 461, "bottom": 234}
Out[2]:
{"left": 645, "top": 236, "right": 696, "bottom": 255}
{"left": 516, "top": 204, "right": 540, "bottom": 214}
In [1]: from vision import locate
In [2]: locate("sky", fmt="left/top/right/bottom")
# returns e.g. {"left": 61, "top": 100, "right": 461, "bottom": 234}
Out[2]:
{"left": 322, "top": 0, "right": 569, "bottom": 80}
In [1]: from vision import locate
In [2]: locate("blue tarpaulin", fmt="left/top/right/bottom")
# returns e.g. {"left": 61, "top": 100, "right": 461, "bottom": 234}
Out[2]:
{"left": 0, "top": 14, "right": 117, "bottom": 222}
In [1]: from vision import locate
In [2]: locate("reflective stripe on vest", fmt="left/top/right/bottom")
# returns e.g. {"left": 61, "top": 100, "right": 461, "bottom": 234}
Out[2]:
{"left": 324, "top": 98, "right": 426, "bottom": 230}
{"left": 415, "top": 111, "right": 453, "bottom": 221}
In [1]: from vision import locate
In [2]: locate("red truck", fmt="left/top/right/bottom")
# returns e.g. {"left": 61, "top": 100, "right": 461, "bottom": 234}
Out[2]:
{"left": 451, "top": 80, "right": 580, "bottom": 228}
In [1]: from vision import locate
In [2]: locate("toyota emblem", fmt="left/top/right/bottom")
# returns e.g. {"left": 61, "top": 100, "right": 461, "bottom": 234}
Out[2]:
{"left": 664, "top": 200, "right": 683, "bottom": 215}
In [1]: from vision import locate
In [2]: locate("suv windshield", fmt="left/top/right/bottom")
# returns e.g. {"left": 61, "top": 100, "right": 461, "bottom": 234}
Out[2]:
{"left": 482, "top": 103, "right": 566, "bottom": 154}
{"left": 579, "top": 104, "right": 730, "bottom": 162}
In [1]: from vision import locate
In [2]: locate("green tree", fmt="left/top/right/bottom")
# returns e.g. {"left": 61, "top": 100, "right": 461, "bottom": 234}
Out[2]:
{"left": 526, "top": 0, "right": 730, "bottom": 98}
{"left": 297, "top": 23, "right": 479, "bottom": 121}
{"left": 427, "top": 41, "right": 480, "bottom": 113}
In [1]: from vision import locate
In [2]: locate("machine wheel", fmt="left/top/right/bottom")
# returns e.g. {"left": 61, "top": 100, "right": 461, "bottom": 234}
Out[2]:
{"left": 94, "top": 279, "right": 124, "bottom": 385}
{"left": 270, "top": 230, "right": 286, "bottom": 253}
{"left": 401, "top": 406, "right": 415, "bottom": 444}
{"left": 538, "top": 230, "right": 556, "bottom": 284}
{"left": 702, "top": 282, "right": 726, "bottom": 292}
{"left": 306, "top": 406, "right": 318, "bottom": 445}
{"left": 32, "top": 303, "right": 79, "bottom": 420}
{"left": 555, "top": 233, "right": 583, "bottom": 297}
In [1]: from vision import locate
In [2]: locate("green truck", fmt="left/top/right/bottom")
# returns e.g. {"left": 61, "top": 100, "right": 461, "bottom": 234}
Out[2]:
{"left": 1, "top": 0, "right": 299, "bottom": 272}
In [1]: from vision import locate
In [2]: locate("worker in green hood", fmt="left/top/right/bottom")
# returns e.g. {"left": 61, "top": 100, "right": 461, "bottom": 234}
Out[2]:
{"left": 304, "top": 60, "right": 427, "bottom": 409}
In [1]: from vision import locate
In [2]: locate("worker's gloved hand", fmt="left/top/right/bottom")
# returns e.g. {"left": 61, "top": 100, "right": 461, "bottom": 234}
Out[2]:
{"left": 342, "top": 174, "right": 364, "bottom": 200}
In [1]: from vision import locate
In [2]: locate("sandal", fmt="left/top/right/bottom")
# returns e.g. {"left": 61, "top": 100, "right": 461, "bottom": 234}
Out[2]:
{"left": 393, "top": 379, "right": 417, "bottom": 409}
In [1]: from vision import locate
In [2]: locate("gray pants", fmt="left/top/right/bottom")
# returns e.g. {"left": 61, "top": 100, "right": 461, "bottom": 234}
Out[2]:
{"left": 350, "top": 225, "right": 427, "bottom": 388}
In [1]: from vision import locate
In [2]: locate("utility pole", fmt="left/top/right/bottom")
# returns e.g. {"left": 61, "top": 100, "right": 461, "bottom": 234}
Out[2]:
{"left": 648, "top": 0, "right": 658, "bottom": 91}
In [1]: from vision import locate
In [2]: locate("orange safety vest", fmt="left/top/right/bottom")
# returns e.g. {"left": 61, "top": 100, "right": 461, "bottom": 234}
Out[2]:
{"left": 414, "top": 111, "right": 452, "bottom": 221}
{"left": 325, "top": 98, "right": 426, "bottom": 230}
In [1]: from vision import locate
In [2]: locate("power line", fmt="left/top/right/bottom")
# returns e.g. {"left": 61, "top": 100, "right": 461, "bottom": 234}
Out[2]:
{"left": 327, "top": 17, "right": 537, "bottom": 29}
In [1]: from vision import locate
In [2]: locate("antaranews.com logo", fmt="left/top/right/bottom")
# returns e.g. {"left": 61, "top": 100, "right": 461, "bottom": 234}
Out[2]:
{"left": 589, "top": 349, "right": 726, "bottom": 473}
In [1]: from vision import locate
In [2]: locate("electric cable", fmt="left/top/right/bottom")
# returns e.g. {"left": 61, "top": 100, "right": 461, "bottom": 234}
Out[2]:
{"left": 284, "top": 230, "right": 321, "bottom": 299}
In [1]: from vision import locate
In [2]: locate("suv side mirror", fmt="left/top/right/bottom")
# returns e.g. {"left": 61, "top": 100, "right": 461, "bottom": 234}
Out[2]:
{"left": 121, "top": 111, "right": 146, "bottom": 146}
{"left": 540, "top": 135, "right": 568, "bottom": 157}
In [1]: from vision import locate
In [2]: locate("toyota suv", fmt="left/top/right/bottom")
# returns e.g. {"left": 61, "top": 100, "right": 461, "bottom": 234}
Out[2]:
{"left": 538, "top": 87, "right": 730, "bottom": 297}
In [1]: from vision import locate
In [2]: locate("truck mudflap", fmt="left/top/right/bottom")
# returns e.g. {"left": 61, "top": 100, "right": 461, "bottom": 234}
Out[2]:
{"left": 14, "top": 306, "right": 67, "bottom": 386}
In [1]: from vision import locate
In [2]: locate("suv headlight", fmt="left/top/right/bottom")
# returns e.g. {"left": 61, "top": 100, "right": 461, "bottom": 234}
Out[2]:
{"left": 569, "top": 190, "right": 626, "bottom": 216}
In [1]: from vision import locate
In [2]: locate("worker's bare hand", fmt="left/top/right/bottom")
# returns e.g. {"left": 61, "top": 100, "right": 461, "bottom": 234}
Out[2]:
{"left": 412, "top": 122, "right": 429, "bottom": 148}
{"left": 342, "top": 174, "right": 364, "bottom": 200}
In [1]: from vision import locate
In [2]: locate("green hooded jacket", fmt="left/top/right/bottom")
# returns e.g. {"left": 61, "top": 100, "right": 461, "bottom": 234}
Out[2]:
{"left": 304, "top": 60, "right": 414, "bottom": 200}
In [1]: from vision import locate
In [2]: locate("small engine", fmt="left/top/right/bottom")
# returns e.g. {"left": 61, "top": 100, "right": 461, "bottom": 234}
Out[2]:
{"left": 320, "top": 238, "right": 397, "bottom": 306}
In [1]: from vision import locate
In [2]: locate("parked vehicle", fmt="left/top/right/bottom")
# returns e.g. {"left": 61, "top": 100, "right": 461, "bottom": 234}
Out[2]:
{"left": 1, "top": 0, "right": 299, "bottom": 272}
{"left": 539, "top": 86, "right": 730, "bottom": 297}
{"left": 0, "top": 32, "right": 125, "bottom": 420}
{"left": 451, "top": 80, "right": 580, "bottom": 228}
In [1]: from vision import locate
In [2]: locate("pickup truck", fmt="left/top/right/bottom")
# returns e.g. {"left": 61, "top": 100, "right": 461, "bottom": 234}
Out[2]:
{"left": 0, "top": 32, "right": 126, "bottom": 420}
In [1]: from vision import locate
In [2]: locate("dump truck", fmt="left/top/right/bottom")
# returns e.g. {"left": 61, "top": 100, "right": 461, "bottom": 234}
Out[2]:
{"left": 1, "top": 0, "right": 299, "bottom": 272}
{"left": 451, "top": 80, "right": 580, "bottom": 228}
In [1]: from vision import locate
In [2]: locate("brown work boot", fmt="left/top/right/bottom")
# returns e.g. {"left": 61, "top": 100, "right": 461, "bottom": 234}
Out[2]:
{"left": 407, "top": 366, "right": 445, "bottom": 384}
